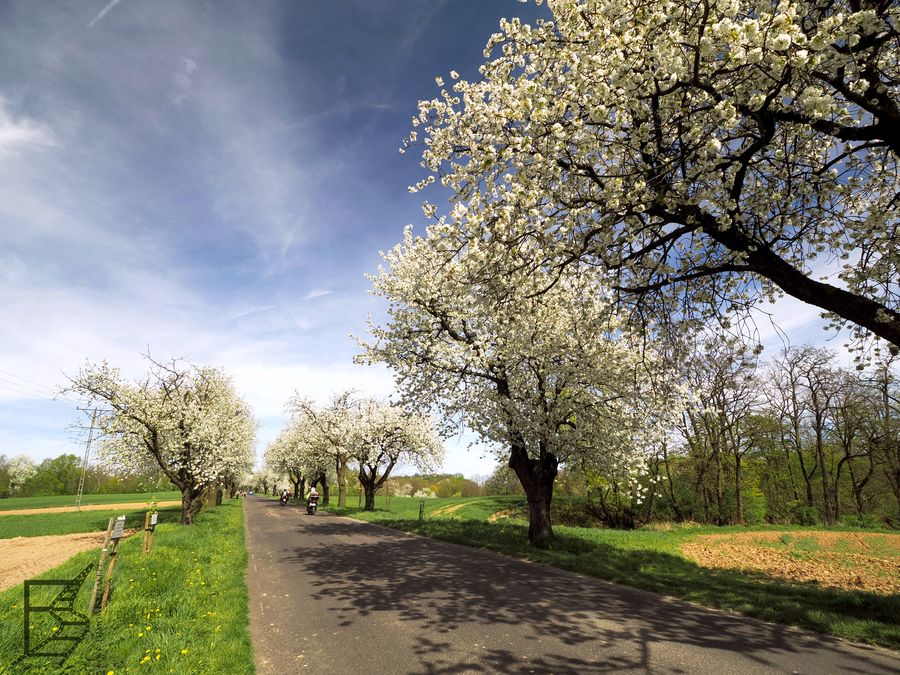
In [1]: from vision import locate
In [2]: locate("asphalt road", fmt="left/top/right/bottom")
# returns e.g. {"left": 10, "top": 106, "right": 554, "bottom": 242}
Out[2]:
{"left": 243, "top": 497, "right": 898, "bottom": 674}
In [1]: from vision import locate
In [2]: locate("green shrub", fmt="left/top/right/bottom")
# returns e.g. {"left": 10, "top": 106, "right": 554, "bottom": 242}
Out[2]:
{"left": 841, "top": 514, "right": 882, "bottom": 529}
{"left": 742, "top": 487, "right": 767, "bottom": 525}
{"left": 787, "top": 500, "right": 820, "bottom": 525}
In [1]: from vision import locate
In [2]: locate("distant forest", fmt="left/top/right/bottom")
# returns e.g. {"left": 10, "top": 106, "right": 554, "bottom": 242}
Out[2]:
{"left": 0, "top": 452, "right": 170, "bottom": 498}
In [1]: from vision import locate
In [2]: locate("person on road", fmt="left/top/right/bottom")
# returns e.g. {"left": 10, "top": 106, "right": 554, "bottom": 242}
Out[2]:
{"left": 305, "top": 485, "right": 320, "bottom": 515}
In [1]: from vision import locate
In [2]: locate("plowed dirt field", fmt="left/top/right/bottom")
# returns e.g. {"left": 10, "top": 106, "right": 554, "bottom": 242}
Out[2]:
{"left": 0, "top": 530, "right": 136, "bottom": 591}
{"left": 682, "top": 530, "right": 899, "bottom": 594}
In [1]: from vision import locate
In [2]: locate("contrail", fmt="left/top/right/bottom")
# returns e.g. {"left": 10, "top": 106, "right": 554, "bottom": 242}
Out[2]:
{"left": 87, "top": 0, "right": 124, "bottom": 28}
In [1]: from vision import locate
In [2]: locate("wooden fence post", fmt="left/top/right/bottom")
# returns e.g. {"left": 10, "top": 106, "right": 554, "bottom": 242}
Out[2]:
{"left": 87, "top": 517, "right": 115, "bottom": 615}
{"left": 141, "top": 512, "right": 151, "bottom": 557}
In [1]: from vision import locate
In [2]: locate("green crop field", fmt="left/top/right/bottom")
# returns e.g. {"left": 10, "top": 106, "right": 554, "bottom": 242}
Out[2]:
{"left": 0, "top": 506, "right": 183, "bottom": 539}
{"left": 0, "top": 491, "right": 181, "bottom": 512}
{"left": 0, "top": 500, "right": 253, "bottom": 674}
{"left": 328, "top": 496, "right": 900, "bottom": 649}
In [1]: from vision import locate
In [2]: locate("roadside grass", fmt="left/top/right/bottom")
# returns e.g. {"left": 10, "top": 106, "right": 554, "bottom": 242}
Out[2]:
{"left": 328, "top": 496, "right": 900, "bottom": 649}
{"left": 0, "top": 491, "right": 181, "bottom": 512}
{"left": 0, "top": 500, "right": 252, "bottom": 674}
{"left": 0, "top": 506, "right": 182, "bottom": 539}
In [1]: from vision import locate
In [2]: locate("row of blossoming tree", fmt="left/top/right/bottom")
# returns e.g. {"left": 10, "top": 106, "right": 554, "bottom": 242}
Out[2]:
{"left": 265, "top": 394, "right": 443, "bottom": 512}
{"left": 357, "top": 0, "right": 898, "bottom": 545}
{"left": 67, "top": 356, "right": 257, "bottom": 524}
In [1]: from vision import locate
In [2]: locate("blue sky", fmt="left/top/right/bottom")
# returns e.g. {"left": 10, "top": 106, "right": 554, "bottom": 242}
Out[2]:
{"left": 0, "top": 0, "right": 847, "bottom": 478}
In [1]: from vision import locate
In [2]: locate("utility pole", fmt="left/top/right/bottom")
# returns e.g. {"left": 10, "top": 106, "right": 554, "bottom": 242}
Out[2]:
{"left": 75, "top": 408, "right": 98, "bottom": 511}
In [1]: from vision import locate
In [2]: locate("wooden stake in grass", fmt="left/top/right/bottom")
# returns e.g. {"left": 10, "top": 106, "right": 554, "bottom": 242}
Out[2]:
{"left": 148, "top": 514, "right": 156, "bottom": 553}
{"left": 87, "top": 517, "right": 115, "bottom": 616}
{"left": 141, "top": 512, "right": 150, "bottom": 557}
{"left": 142, "top": 512, "right": 158, "bottom": 558}
{"left": 99, "top": 515, "right": 126, "bottom": 611}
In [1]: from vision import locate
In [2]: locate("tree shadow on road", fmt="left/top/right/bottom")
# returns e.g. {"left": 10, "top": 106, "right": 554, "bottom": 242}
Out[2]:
{"left": 280, "top": 517, "right": 894, "bottom": 674}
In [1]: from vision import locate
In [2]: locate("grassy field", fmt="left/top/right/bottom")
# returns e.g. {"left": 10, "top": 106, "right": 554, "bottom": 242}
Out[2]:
{"left": 0, "top": 500, "right": 253, "bottom": 673}
{"left": 329, "top": 496, "right": 900, "bottom": 649}
{"left": 0, "top": 491, "right": 181, "bottom": 511}
{"left": 0, "top": 506, "right": 183, "bottom": 539}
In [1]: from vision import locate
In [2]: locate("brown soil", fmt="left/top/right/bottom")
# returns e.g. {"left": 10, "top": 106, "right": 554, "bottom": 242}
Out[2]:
{"left": 429, "top": 503, "right": 468, "bottom": 518}
{"left": 0, "top": 500, "right": 180, "bottom": 517}
{"left": 0, "top": 530, "right": 136, "bottom": 592}
{"left": 487, "top": 508, "right": 519, "bottom": 522}
{"left": 681, "top": 530, "right": 900, "bottom": 595}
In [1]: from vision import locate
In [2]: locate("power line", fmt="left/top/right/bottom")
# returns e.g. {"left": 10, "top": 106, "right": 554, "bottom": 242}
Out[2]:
{"left": 0, "top": 383, "right": 92, "bottom": 406}
{"left": 0, "top": 369, "right": 95, "bottom": 405}
{"left": 0, "top": 383, "right": 51, "bottom": 400}
{"left": 0, "top": 376, "right": 53, "bottom": 398}
{"left": 0, "top": 369, "right": 59, "bottom": 392}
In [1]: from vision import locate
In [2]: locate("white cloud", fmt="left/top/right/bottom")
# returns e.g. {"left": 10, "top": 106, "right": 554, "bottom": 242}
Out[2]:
{"left": 169, "top": 57, "right": 198, "bottom": 106}
{"left": 0, "top": 99, "right": 55, "bottom": 155}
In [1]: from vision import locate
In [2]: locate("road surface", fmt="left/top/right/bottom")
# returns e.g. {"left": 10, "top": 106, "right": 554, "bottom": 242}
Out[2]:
{"left": 243, "top": 497, "right": 898, "bottom": 674}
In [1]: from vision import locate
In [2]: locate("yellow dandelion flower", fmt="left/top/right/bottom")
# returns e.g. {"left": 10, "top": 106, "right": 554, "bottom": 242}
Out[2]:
{"left": 156, "top": 654, "right": 161, "bottom": 661}
{"left": 180, "top": 649, "right": 188, "bottom": 655}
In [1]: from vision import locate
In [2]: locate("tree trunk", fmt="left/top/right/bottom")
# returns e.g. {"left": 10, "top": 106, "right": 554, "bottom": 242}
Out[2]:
{"left": 848, "top": 455, "right": 873, "bottom": 517}
{"left": 714, "top": 448, "right": 725, "bottom": 525}
{"left": 815, "top": 422, "right": 834, "bottom": 524}
{"left": 180, "top": 485, "right": 205, "bottom": 525}
{"left": 363, "top": 484, "right": 376, "bottom": 511}
{"left": 791, "top": 403, "right": 817, "bottom": 508}
{"left": 834, "top": 457, "right": 850, "bottom": 522}
{"left": 316, "top": 472, "right": 330, "bottom": 505}
{"left": 508, "top": 443, "right": 557, "bottom": 547}
{"left": 336, "top": 456, "right": 348, "bottom": 508}
{"left": 734, "top": 454, "right": 744, "bottom": 525}
{"left": 215, "top": 487, "right": 223, "bottom": 506}
{"left": 795, "top": 447, "right": 816, "bottom": 507}
{"left": 359, "top": 465, "right": 379, "bottom": 512}
{"left": 784, "top": 447, "right": 800, "bottom": 501}
{"left": 661, "top": 443, "right": 683, "bottom": 521}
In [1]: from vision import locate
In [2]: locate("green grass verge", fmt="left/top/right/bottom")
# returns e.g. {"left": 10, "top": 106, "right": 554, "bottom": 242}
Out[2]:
{"left": 328, "top": 496, "right": 900, "bottom": 650}
{"left": 0, "top": 506, "right": 183, "bottom": 539}
{"left": 0, "top": 492, "right": 181, "bottom": 512}
{"left": 0, "top": 500, "right": 253, "bottom": 673}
